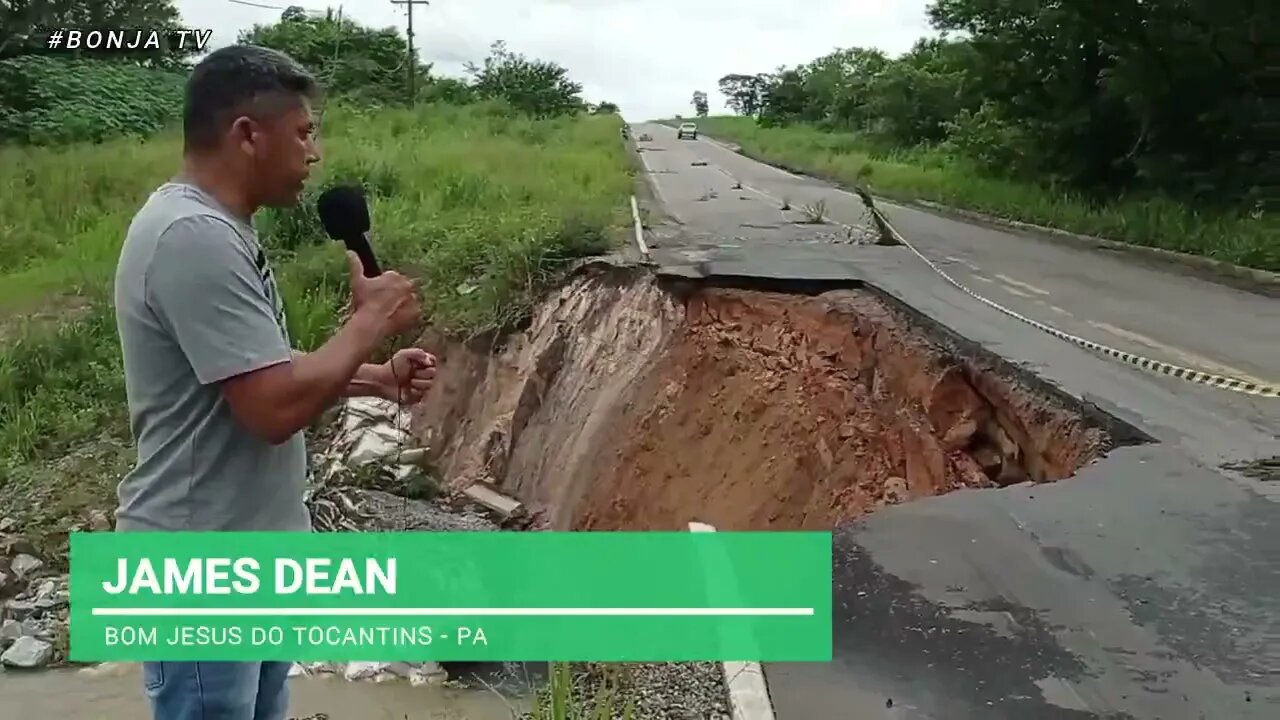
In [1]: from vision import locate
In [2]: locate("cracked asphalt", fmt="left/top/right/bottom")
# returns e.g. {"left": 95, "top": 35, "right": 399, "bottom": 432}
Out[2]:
{"left": 629, "top": 121, "right": 1280, "bottom": 720}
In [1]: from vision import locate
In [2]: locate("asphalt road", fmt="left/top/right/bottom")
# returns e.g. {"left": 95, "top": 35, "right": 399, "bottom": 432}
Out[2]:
{"left": 630, "top": 122, "right": 1280, "bottom": 719}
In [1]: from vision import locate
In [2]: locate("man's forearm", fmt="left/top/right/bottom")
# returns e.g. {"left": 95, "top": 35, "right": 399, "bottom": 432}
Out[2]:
{"left": 345, "top": 362, "right": 392, "bottom": 397}
{"left": 292, "top": 351, "right": 387, "bottom": 398}
{"left": 267, "top": 311, "right": 387, "bottom": 436}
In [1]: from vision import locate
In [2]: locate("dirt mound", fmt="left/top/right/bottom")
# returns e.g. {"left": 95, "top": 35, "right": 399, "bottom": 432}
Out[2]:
{"left": 411, "top": 264, "right": 1132, "bottom": 533}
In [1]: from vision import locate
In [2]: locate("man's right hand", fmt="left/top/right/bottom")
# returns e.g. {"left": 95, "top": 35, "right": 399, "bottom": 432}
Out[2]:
{"left": 346, "top": 251, "right": 420, "bottom": 336}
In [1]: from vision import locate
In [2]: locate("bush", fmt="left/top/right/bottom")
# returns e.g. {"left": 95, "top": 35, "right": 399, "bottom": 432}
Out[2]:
{"left": 0, "top": 56, "right": 185, "bottom": 145}
{"left": 939, "top": 102, "right": 1039, "bottom": 179}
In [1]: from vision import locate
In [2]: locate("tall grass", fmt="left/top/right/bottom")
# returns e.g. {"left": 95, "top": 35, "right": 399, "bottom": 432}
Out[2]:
{"left": 691, "top": 116, "right": 1279, "bottom": 272}
{"left": 0, "top": 100, "right": 633, "bottom": 535}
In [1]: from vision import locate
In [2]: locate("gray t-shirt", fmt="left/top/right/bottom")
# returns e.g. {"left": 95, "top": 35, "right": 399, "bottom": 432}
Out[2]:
{"left": 112, "top": 181, "right": 311, "bottom": 532}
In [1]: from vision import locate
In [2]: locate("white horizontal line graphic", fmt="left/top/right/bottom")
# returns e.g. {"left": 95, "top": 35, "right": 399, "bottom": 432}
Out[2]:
{"left": 92, "top": 607, "right": 815, "bottom": 618}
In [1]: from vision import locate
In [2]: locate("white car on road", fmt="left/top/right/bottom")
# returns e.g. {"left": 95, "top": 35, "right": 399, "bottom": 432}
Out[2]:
{"left": 676, "top": 122, "right": 698, "bottom": 140}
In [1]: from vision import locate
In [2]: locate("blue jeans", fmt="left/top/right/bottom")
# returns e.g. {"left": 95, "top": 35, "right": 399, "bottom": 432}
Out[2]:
{"left": 142, "top": 661, "right": 292, "bottom": 720}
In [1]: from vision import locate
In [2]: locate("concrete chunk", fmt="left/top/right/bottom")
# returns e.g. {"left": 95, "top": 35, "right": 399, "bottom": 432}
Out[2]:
{"left": 463, "top": 483, "right": 524, "bottom": 521}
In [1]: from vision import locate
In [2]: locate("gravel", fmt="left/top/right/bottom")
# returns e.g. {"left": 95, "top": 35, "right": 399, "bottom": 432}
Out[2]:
{"left": 0, "top": 532, "right": 68, "bottom": 669}
{"left": 625, "top": 662, "right": 732, "bottom": 720}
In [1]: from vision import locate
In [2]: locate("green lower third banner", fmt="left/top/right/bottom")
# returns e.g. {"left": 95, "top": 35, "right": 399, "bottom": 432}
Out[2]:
{"left": 69, "top": 531, "right": 832, "bottom": 663}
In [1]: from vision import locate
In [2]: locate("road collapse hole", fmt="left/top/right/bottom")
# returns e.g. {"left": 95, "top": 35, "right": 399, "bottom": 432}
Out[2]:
{"left": 410, "top": 262, "right": 1147, "bottom": 532}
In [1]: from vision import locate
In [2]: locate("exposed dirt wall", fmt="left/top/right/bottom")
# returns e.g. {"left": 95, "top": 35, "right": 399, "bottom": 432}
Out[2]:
{"left": 410, "top": 265, "right": 1122, "bottom": 532}
{"left": 412, "top": 264, "right": 686, "bottom": 528}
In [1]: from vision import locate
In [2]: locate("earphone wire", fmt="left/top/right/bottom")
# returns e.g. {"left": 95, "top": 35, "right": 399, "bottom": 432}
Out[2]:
{"left": 390, "top": 352, "right": 409, "bottom": 532}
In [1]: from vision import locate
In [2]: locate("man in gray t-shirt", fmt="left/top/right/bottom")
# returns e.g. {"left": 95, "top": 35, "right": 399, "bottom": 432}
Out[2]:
{"left": 113, "top": 45, "right": 436, "bottom": 720}
{"left": 115, "top": 182, "right": 313, "bottom": 533}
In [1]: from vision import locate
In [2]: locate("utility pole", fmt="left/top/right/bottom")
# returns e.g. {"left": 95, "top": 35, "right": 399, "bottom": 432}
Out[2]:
{"left": 390, "top": 0, "right": 429, "bottom": 105}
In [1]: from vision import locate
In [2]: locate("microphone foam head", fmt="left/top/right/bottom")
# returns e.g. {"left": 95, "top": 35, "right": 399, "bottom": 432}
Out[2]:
{"left": 316, "top": 185, "right": 370, "bottom": 240}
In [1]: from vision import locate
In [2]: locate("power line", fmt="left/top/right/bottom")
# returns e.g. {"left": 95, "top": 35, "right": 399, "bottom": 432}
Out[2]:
{"left": 225, "top": 0, "right": 329, "bottom": 15}
{"left": 226, "top": 0, "right": 286, "bottom": 9}
{"left": 390, "top": 0, "right": 429, "bottom": 104}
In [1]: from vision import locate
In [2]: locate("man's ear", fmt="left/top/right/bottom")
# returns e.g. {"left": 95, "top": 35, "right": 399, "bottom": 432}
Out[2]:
{"left": 229, "top": 115, "right": 259, "bottom": 156}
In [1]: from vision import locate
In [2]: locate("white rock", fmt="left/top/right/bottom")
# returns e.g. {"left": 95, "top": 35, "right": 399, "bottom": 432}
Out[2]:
{"left": 343, "top": 661, "right": 388, "bottom": 681}
{"left": 10, "top": 553, "right": 42, "bottom": 579}
{"left": 383, "top": 661, "right": 410, "bottom": 678}
{"left": 346, "top": 433, "right": 406, "bottom": 466}
{"left": 0, "top": 619, "right": 21, "bottom": 647}
{"left": 408, "top": 662, "right": 448, "bottom": 687}
{"left": 0, "top": 517, "right": 14, "bottom": 532}
{"left": 1, "top": 635, "right": 52, "bottom": 668}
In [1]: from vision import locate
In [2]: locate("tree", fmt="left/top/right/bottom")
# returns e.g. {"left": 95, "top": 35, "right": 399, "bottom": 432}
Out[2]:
{"left": 757, "top": 70, "right": 806, "bottom": 126}
{"left": 927, "top": 0, "right": 1270, "bottom": 202}
{"left": 727, "top": 0, "right": 1274, "bottom": 211}
{"left": 420, "top": 76, "right": 473, "bottom": 105}
{"left": 465, "top": 41, "right": 585, "bottom": 118}
{"left": 692, "top": 90, "right": 708, "bottom": 118}
{"left": 859, "top": 38, "right": 978, "bottom": 145}
{"left": 1, "top": 0, "right": 194, "bottom": 67}
{"left": 241, "top": 11, "right": 424, "bottom": 106}
{"left": 718, "top": 74, "right": 768, "bottom": 116}
{"left": 594, "top": 101, "right": 620, "bottom": 114}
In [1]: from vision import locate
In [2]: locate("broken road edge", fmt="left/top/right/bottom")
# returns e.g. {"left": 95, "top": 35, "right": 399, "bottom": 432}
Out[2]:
{"left": 649, "top": 121, "right": 1280, "bottom": 297}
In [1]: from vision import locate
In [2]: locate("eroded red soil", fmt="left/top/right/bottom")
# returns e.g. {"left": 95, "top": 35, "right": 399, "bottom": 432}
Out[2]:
{"left": 573, "top": 288, "right": 1107, "bottom": 531}
{"left": 409, "top": 268, "right": 1112, "bottom": 532}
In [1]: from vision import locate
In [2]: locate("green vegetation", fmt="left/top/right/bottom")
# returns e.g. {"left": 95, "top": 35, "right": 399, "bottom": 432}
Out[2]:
{"left": 527, "top": 663, "right": 637, "bottom": 720}
{"left": 1, "top": 0, "right": 194, "bottom": 66}
{"left": 0, "top": 56, "right": 186, "bottom": 144}
{"left": 0, "top": 4, "right": 634, "bottom": 555}
{"left": 693, "top": 0, "right": 1277, "bottom": 271}
{"left": 2, "top": 8, "right": 598, "bottom": 149}
{"left": 0, "top": 99, "right": 632, "bottom": 548}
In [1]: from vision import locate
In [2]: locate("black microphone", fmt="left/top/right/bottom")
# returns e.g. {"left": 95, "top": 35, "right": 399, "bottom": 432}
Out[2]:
{"left": 317, "top": 185, "right": 381, "bottom": 278}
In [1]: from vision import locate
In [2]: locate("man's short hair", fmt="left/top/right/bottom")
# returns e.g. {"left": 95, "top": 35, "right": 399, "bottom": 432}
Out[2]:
{"left": 183, "top": 44, "right": 319, "bottom": 152}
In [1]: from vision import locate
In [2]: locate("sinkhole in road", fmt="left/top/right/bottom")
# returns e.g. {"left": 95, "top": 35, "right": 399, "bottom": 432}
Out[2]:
{"left": 410, "top": 261, "right": 1148, "bottom": 532}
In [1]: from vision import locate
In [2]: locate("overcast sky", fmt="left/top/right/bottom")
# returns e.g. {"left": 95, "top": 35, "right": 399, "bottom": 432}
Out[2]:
{"left": 175, "top": 0, "right": 937, "bottom": 121}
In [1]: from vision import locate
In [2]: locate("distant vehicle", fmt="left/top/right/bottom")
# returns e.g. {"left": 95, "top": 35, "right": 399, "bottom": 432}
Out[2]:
{"left": 676, "top": 122, "right": 698, "bottom": 140}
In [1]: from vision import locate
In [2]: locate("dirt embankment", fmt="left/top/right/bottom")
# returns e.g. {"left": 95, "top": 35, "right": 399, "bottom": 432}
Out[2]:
{"left": 411, "top": 262, "right": 1125, "bottom": 533}
{"left": 412, "top": 263, "right": 685, "bottom": 528}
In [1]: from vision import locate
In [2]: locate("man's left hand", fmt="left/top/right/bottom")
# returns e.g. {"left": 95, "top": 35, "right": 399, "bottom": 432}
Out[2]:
{"left": 373, "top": 348, "right": 437, "bottom": 404}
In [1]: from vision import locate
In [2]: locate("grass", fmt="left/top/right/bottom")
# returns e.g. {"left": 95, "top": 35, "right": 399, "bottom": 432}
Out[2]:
{"left": 684, "top": 116, "right": 1280, "bottom": 272}
{"left": 527, "top": 663, "right": 637, "bottom": 720}
{"left": 0, "top": 99, "right": 635, "bottom": 553}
